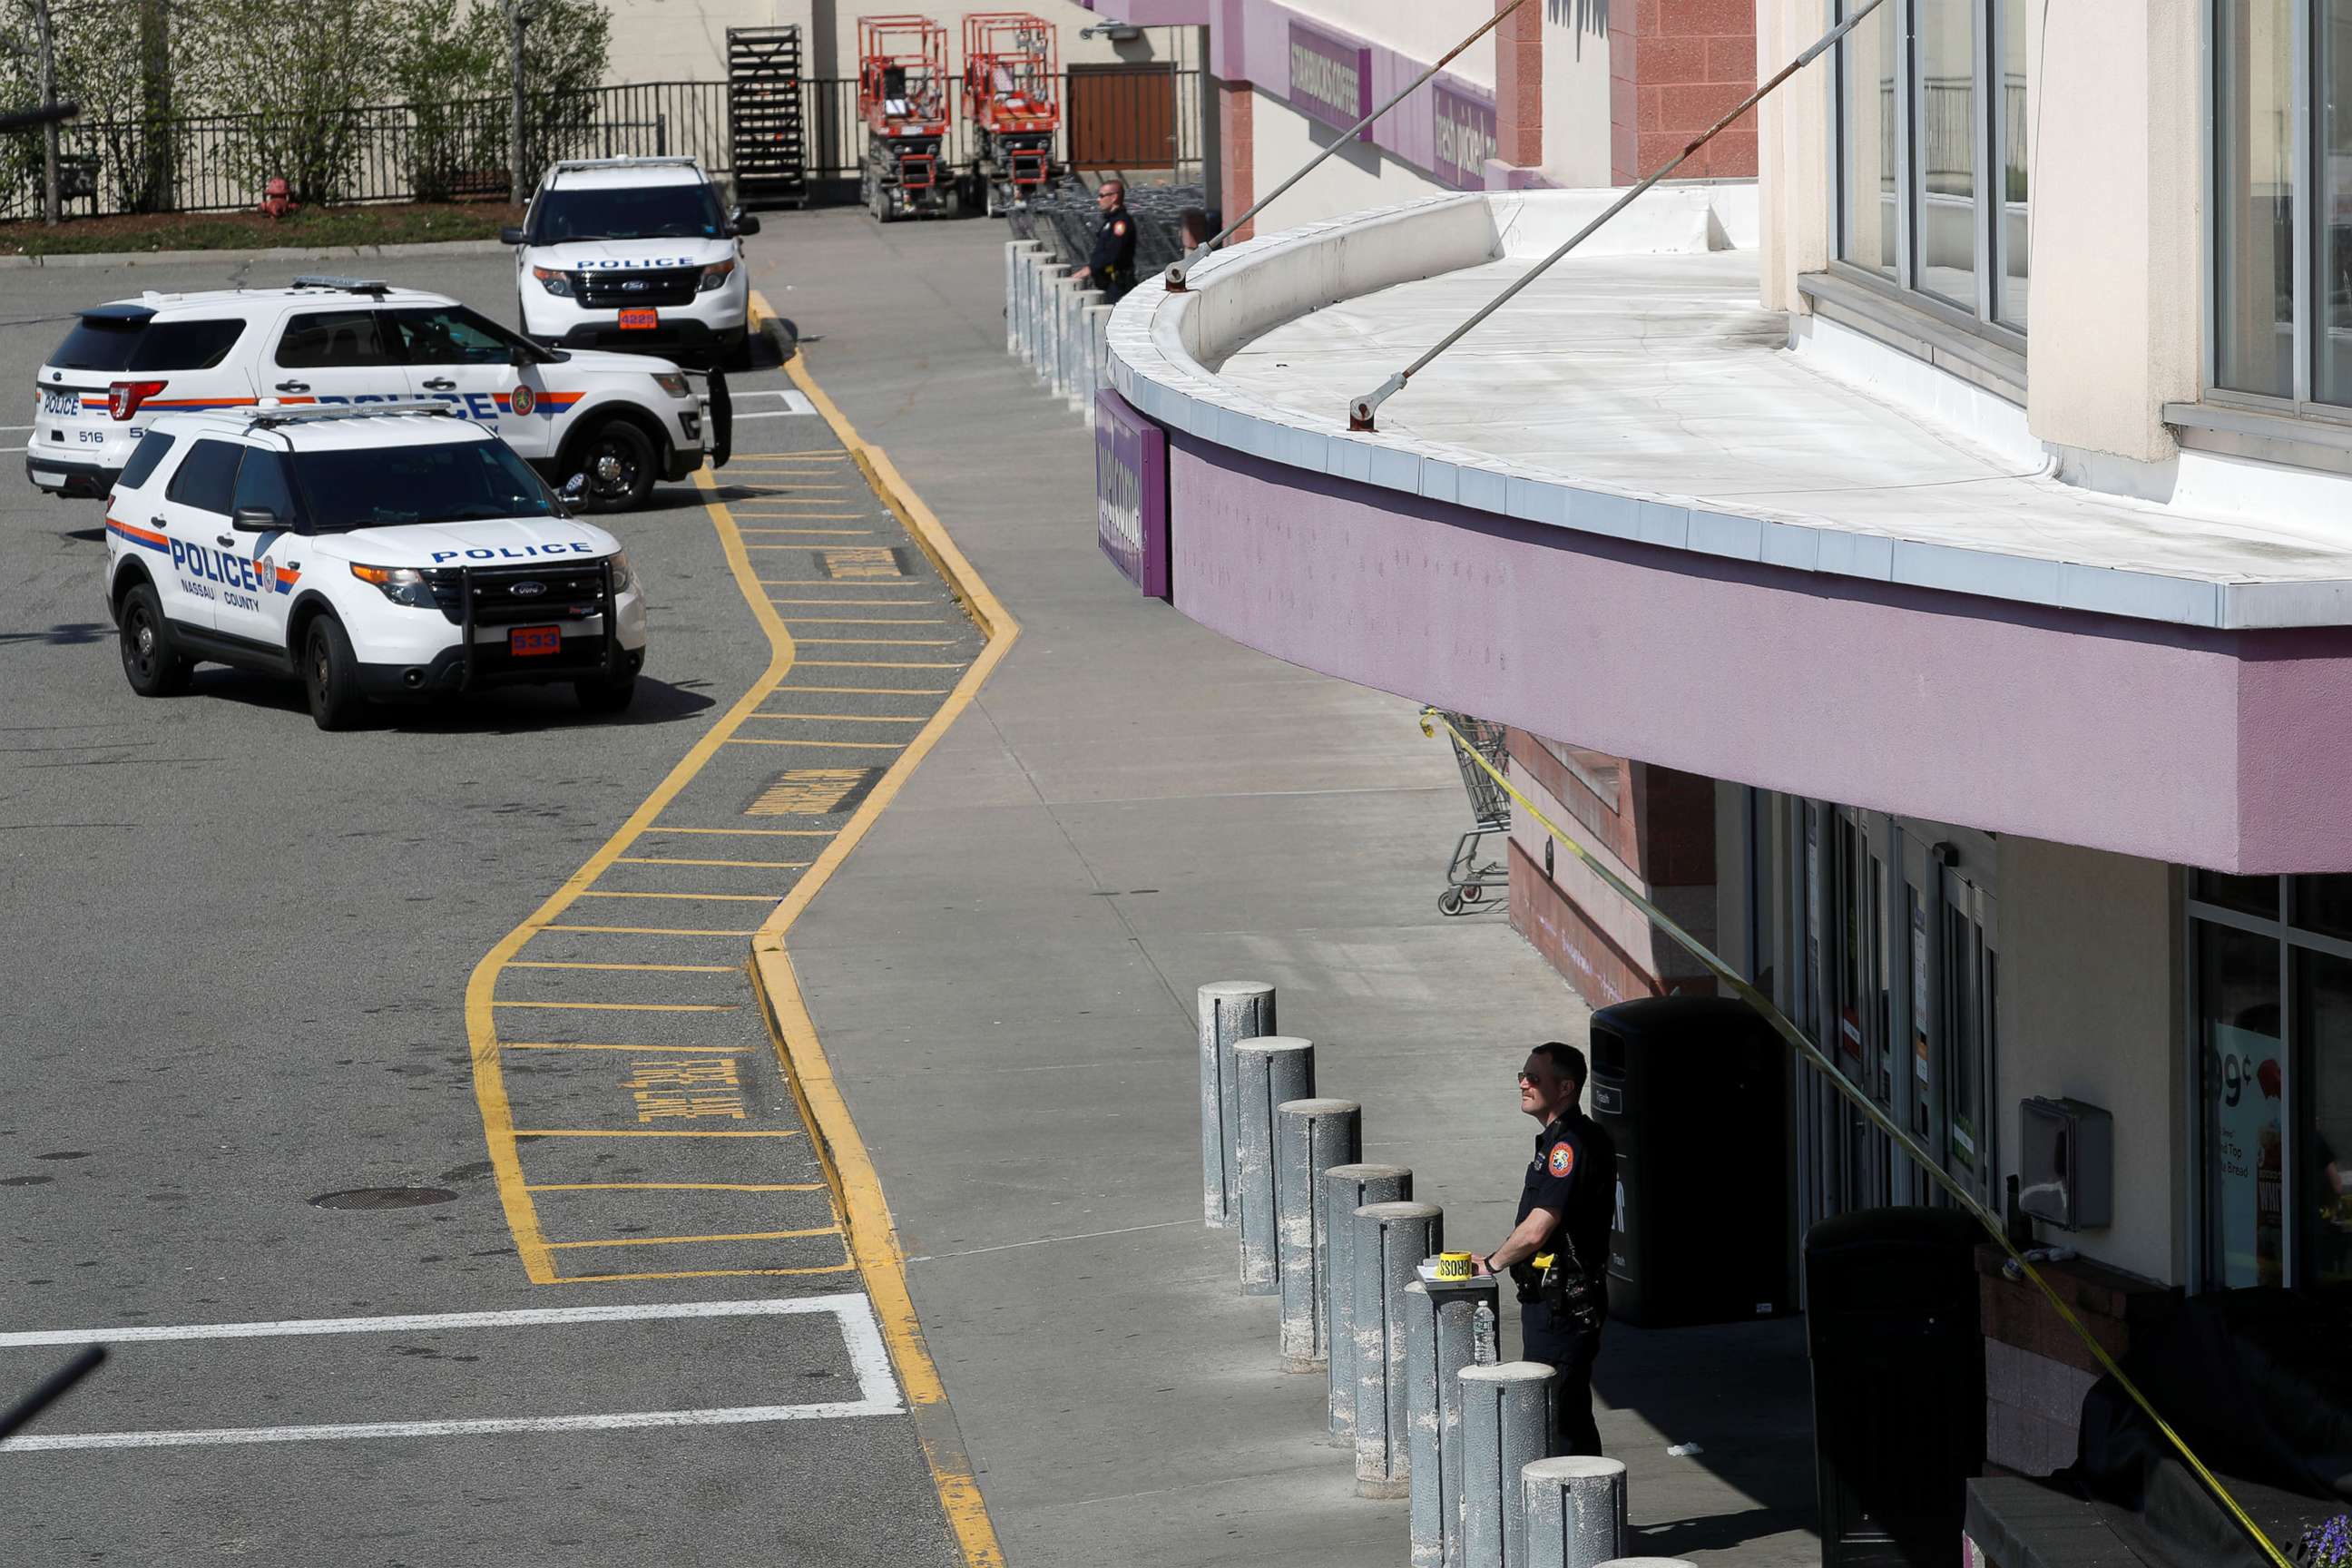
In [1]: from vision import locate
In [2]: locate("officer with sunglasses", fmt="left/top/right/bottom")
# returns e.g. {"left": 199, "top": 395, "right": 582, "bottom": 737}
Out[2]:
{"left": 1475, "top": 1041, "right": 1615, "bottom": 1455}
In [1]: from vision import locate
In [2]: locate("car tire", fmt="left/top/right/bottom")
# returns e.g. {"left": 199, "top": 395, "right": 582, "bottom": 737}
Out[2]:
{"left": 117, "top": 583, "right": 192, "bottom": 697}
{"left": 568, "top": 419, "right": 657, "bottom": 514}
{"left": 574, "top": 671, "right": 637, "bottom": 715}
{"left": 302, "top": 614, "right": 366, "bottom": 731}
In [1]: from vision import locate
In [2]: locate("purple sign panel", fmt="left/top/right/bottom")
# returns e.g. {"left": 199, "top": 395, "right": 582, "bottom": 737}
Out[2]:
{"left": 1095, "top": 387, "right": 1170, "bottom": 599}
{"left": 1431, "top": 79, "right": 1496, "bottom": 191}
{"left": 1288, "top": 19, "right": 1373, "bottom": 142}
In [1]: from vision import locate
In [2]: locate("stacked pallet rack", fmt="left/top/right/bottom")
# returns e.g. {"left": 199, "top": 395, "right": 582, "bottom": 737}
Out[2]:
{"left": 728, "top": 25, "right": 808, "bottom": 208}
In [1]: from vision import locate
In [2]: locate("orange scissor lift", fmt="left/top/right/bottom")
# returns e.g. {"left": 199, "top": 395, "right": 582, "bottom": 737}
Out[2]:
{"left": 858, "top": 15, "right": 956, "bottom": 221}
{"left": 960, "top": 13, "right": 1062, "bottom": 215}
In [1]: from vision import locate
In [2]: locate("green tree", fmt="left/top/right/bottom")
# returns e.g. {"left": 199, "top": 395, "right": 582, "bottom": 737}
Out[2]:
{"left": 207, "top": 0, "right": 400, "bottom": 205}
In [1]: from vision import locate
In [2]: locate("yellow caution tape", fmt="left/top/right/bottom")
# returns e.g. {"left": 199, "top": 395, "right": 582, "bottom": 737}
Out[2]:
{"left": 1420, "top": 708, "right": 2291, "bottom": 1568}
{"left": 1434, "top": 1250, "right": 1476, "bottom": 1282}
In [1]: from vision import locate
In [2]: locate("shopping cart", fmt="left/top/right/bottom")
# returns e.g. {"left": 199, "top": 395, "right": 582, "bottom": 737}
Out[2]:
{"left": 1435, "top": 710, "right": 1511, "bottom": 916}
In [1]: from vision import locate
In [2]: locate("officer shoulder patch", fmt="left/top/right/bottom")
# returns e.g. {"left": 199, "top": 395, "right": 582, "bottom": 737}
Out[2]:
{"left": 1547, "top": 1142, "right": 1575, "bottom": 1178}
{"left": 1112, "top": 219, "right": 1128, "bottom": 235}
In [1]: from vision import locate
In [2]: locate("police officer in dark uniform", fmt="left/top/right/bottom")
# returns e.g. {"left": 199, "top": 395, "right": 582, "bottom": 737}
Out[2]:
{"left": 1070, "top": 177, "right": 1137, "bottom": 302}
{"left": 1476, "top": 1041, "right": 1615, "bottom": 1455}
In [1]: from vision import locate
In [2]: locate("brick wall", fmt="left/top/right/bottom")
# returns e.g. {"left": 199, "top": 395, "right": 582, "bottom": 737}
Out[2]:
{"left": 1611, "top": 0, "right": 1760, "bottom": 185}
{"left": 1975, "top": 1245, "right": 2176, "bottom": 1476}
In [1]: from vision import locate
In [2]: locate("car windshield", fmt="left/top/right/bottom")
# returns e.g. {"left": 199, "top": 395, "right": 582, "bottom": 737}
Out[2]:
{"left": 289, "top": 440, "right": 555, "bottom": 532}
{"left": 532, "top": 183, "right": 724, "bottom": 242}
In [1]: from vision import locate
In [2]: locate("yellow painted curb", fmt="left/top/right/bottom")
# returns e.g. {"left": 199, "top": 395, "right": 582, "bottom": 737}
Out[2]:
{"left": 746, "top": 288, "right": 1017, "bottom": 1568}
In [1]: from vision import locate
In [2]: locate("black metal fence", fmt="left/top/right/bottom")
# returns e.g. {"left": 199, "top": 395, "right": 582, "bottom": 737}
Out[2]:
{"left": 0, "top": 70, "right": 1202, "bottom": 220}
{"left": 0, "top": 81, "right": 729, "bottom": 220}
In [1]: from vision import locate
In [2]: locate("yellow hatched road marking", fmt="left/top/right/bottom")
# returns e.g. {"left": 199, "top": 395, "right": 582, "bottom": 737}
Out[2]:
{"left": 649, "top": 825, "right": 833, "bottom": 837}
{"left": 726, "top": 737, "right": 905, "bottom": 750}
{"left": 507, "top": 959, "right": 737, "bottom": 973}
{"left": 576, "top": 890, "right": 780, "bottom": 902}
{"left": 539, "top": 923, "right": 761, "bottom": 936}
{"left": 751, "top": 712, "right": 928, "bottom": 722}
{"left": 554, "top": 1263, "right": 857, "bottom": 1284}
{"left": 741, "top": 527, "right": 875, "bottom": 535}
{"left": 766, "top": 330, "right": 1014, "bottom": 1568}
{"left": 797, "top": 637, "right": 956, "bottom": 646}
{"left": 514, "top": 1128, "right": 802, "bottom": 1138}
{"left": 799, "top": 660, "right": 965, "bottom": 669}
{"left": 505, "top": 1042, "right": 750, "bottom": 1054}
{"left": 779, "top": 617, "right": 946, "bottom": 625}
{"left": 493, "top": 999, "right": 740, "bottom": 1012}
{"left": 616, "top": 854, "right": 812, "bottom": 868}
{"left": 769, "top": 597, "right": 933, "bottom": 605}
{"left": 778, "top": 684, "right": 952, "bottom": 695}
{"left": 527, "top": 1181, "right": 824, "bottom": 1191}
{"left": 546, "top": 1226, "right": 842, "bottom": 1250}
{"left": 759, "top": 579, "right": 913, "bottom": 587}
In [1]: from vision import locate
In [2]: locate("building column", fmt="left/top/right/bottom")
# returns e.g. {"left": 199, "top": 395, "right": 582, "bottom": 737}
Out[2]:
{"left": 1220, "top": 79, "right": 1255, "bottom": 240}
{"left": 1494, "top": 0, "right": 1544, "bottom": 172}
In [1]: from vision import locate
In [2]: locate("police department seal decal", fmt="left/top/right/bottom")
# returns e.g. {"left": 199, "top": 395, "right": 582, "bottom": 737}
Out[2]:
{"left": 511, "top": 383, "right": 536, "bottom": 416}
{"left": 1548, "top": 1142, "right": 1574, "bottom": 1177}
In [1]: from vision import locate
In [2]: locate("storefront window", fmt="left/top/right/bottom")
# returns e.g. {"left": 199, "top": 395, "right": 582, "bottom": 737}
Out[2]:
{"left": 2296, "top": 948, "right": 2352, "bottom": 1286}
{"left": 2214, "top": 0, "right": 2298, "bottom": 397}
{"left": 2200, "top": 923, "right": 2283, "bottom": 1288}
{"left": 2199, "top": 868, "right": 2280, "bottom": 916}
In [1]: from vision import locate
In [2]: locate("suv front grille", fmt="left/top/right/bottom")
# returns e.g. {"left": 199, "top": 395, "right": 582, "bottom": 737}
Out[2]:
{"left": 574, "top": 268, "right": 703, "bottom": 309}
{"left": 427, "top": 561, "right": 610, "bottom": 627}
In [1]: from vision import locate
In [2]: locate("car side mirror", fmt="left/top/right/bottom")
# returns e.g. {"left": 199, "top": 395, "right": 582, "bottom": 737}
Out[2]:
{"left": 731, "top": 211, "right": 760, "bottom": 237}
{"left": 560, "top": 475, "right": 587, "bottom": 504}
{"left": 499, "top": 226, "right": 527, "bottom": 245}
{"left": 509, "top": 342, "right": 538, "bottom": 368}
{"left": 231, "top": 506, "right": 277, "bottom": 533}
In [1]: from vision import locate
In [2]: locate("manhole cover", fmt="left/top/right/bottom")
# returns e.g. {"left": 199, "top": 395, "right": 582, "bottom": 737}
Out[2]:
{"left": 309, "top": 1188, "right": 458, "bottom": 1210}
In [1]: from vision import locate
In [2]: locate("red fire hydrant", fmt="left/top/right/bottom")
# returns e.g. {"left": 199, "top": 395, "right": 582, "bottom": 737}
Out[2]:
{"left": 260, "top": 177, "right": 297, "bottom": 220}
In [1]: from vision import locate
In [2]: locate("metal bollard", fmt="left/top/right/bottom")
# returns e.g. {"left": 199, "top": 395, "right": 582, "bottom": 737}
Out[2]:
{"left": 1231, "top": 1036, "right": 1313, "bottom": 1295}
{"left": 1323, "top": 1162, "right": 1410, "bottom": 1445}
{"left": 1197, "top": 981, "right": 1275, "bottom": 1228}
{"left": 1352, "top": 1199, "right": 1443, "bottom": 1498}
{"left": 1004, "top": 240, "right": 1039, "bottom": 355}
{"left": 1276, "top": 1098, "right": 1360, "bottom": 1369}
{"left": 1522, "top": 1456, "right": 1628, "bottom": 1568}
{"left": 1407, "top": 1275, "right": 1501, "bottom": 1568}
{"left": 1460, "top": 1361, "right": 1554, "bottom": 1568}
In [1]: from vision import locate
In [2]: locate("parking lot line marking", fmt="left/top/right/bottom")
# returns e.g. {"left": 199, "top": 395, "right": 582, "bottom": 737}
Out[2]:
{"left": 617, "top": 854, "right": 811, "bottom": 868}
{"left": 527, "top": 1181, "right": 824, "bottom": 1192}
{"left": 540, "top": 923, "right": 762, "bottom": 936}
{"left": 758, "top": 579, "right": 911, "bottom": 586}
{"left": 554, "top": 1263, "right": 858, "bottom": 1283}
{"left": 751, "top": 713, "right": 929, "bottom": 723}
{"left": 769, "top": 597, "right": 933, "bottom": 605}
{"left": 648, "top": 826, "right": 833, "bottom": 837}
{"left": 514, "top": 1129, "right": 803, "bottom": 1139}
{"left": 493, "top": 999, "right": 740, "bottom": 1012}
{"left": 766, "top": 336, "right": 1016, "bottom": 1568}
{"left": 545, "top": 1226, "right": 841, "bottom": 1250}
{"left": 507, "top": 960, "right": 738, "bottom": 974}
{"left": 725, "top": 737, "right": 905, "bottom": 750}
{"left": 799, "top": 660, "right": 966, "bottom": 670}
{"left": 505, "top": 1043, "right": 750, "bottom": 1054}
{"left": 741, "top": 528, "right": 873, "bottom": 535}
{"left": 779, "top": 617, "right": 947, "bottom": 625}
{"left": 0, "top": 1294, "right": 874, "bottom": 1348}
{"left": 575, "top": 890, "right": 780, "bottom": 902}
{"left": 3, "top": 1402, "right": 899, "bottom": 1453}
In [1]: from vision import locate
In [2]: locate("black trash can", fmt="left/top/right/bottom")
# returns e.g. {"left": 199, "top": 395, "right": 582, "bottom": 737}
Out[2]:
{"left": 1805, "top": 1207, "right": 1985, "bottom": 1568}
{"left": 1590, "top": 995, "right": 1792, "bottom": 1327}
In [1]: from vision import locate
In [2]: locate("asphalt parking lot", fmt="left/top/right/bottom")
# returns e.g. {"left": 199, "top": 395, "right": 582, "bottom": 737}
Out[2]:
{"left": 0, "top": 244, "right": 977, "bottom": 1563}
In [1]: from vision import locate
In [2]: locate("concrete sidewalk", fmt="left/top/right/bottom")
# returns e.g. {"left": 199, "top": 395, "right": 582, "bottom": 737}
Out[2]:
{"left": 749, "top": 209, "right": 1818, "bottom": 1568}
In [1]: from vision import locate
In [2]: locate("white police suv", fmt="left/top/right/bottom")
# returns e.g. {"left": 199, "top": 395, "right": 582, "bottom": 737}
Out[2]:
{"left": 30, "top": 275, "right": 723, "bottom": 511}
{"left": 104, "top": 402, "right": 646, "bottom": 730}
{"left": 505, "top": 156, "right": 759, "bottom": 369}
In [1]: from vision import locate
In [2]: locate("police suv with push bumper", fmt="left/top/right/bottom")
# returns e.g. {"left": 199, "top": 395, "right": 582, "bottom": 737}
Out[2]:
{"left": 28, "top": 276, "right": 725, "bottom": 511}
{"left": 104, "top": 402, "right": 647, "bottom": 730}
{"left": 505, "top": 156, "right": 759, "bottom": 370}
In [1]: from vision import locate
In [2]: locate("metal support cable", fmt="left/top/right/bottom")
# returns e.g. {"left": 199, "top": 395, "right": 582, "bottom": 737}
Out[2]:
{"left": 1349, "top": 0, "right": 1890, "bottom": 431}
{"left": 1417, "top": 707, "right": 2295, "bottom": 1568}
{"left": 1162, "top": 0, "right": 1538, "bottom": 294}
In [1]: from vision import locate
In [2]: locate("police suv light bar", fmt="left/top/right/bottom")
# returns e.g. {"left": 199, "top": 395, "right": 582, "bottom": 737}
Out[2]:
{"left": 289, "top": 274, "right": 390, "bottom": 295}
{"left": 246, "top": 399, "right": 456, "bottom": 427}
{"left": 551, "top": 156, "right": 700, "bottom": 172}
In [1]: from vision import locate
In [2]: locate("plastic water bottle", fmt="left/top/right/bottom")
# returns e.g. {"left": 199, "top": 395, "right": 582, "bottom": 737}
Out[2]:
{"left": 1472, "top": 1299, "right": 1499, "bottom": 1365}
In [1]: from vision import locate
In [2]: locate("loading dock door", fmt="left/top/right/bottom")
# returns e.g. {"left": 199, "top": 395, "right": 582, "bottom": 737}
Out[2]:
{"left": 1068, "top": 64, "right": 1178, "bottom": 171}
